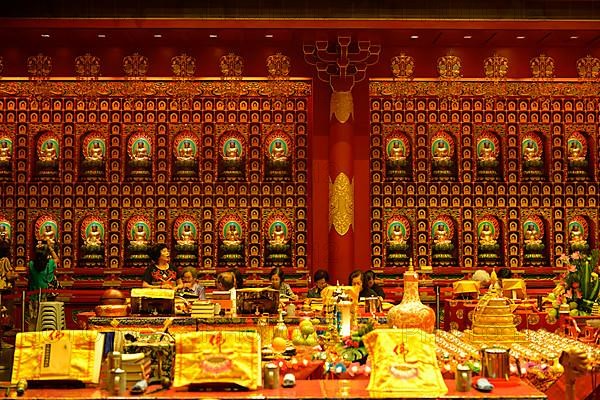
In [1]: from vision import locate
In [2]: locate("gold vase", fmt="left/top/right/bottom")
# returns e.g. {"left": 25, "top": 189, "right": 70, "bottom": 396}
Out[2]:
{"left": 387, "top": 258, "right": 436, "bottom": 333}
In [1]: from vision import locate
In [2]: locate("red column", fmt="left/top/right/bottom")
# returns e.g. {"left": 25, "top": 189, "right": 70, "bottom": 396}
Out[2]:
{"left": 328, "top": 91, "right": 354, "bottom": 285}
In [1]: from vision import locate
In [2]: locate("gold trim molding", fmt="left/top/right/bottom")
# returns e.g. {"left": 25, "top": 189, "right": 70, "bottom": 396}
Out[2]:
{"left": 329, "top": 172, "right": 354, "bottom": 236}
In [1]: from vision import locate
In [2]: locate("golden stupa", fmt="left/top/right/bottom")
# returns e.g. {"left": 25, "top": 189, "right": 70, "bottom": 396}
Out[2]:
{"left": 465, "top": 270, "right": 527, "bottom": 345}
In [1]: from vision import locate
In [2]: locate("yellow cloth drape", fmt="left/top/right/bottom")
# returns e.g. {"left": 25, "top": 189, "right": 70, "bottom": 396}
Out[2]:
{"left": 363, "top": 328, "right": 447, "bottom": 397}
{"left": 173, "top": 330, "right": 261, "bottom": 390}
{"left": 11, "top": 330, "right": 104, "bottom": 384}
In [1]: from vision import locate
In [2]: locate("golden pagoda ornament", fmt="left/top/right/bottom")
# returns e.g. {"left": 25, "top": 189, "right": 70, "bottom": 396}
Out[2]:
{"left": 387, "top": 258, "right": 435, "bottom": 333}
{"left": 465, "top": 270, "right": 526, "bottom": 345}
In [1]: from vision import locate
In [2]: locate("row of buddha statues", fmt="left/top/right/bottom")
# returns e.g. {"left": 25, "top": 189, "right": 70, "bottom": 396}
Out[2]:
{"left": 385, "top": 215, "right": 592, "bottom": 266}
{"left": 0, "top": 215, "right": 295, "bottom": 268}
{"left": 384, "top": 130, "right": 592, "bottom": 181}
{"left": 0, "top": 131, "right": 294, "bottom": 181}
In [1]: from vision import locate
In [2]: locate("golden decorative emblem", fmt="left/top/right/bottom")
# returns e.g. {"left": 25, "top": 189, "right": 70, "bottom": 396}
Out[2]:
{"left": 437, "top": 55, "right": 461, "bottom": 79}
{"left": 329, "top": 172, "right": 354, "bottom": 236}
{"left": 456, "top": 309, "right": 464, "bottom": 319}
{"left": 527, "top": 313, "right": 540, "bottom": 325}
{"left": 110, "top": 319, "right": 120, "bottom": 328}
{"left": 530, "top": 54, "right": 554, "bottom": 78}
{"left": 74, "top": 53, "right": 100, "bottom": 79}
{"left": 391, "top": 53, "right": 415, "bottom": 79}
{"left": 467, "top": 310, "right": 474, "bottom": 321}
{"left": 330, "top": 91, "right": 353, "bottom": 124}
{"left": 450, "top": 322, "right": 458, "bottom": 330}
{"left": 219, "top": 53, "right": 244, "bottom": 78}
{"left": 171, "top": 54, "right": 196, "bottom": 78}
{"left": 483, "top": 54, "right": 508, "bottom": 79}
{"left": 576, "top": 55, "right": 600, "bottom": 79}
{"left": 123, "top": 53, "right": 148, "bottom": 78}
{"left": 27, "top": 53, "right": 53, "bottom": 79}
{"left": 266, "top": 53, "right": 291, "bottom": 79}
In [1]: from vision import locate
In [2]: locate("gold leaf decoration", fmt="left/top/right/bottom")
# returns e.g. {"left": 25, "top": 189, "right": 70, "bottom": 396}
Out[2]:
{"left": 437, "top": 55, "right": 461, "bottom": 79}
{"left": 123, "top": 53, "right": 148, "bottom": 78}
{"left": 484, "top": 54, "right": 509, "bottom": 79}
{"left": 27, "top": 53, "right": 52, "bottom": 79}
{"left": 266, "top": 53, "right": 291, "bottom": 79}
{"left": 530, "top": 54, "right": 554, "bottom": 78}
{"left": 576, "top": 55, "right": 600, "bottom": 79}
{"left": 219, "top": 53, "right": 244, "bottom": 78}
{"left": 171, "top": 53, "right": 196, "bottom": 78}
{"left": 391, "top": 53, "right": 415, "bottom": 79}
{"left": 329, "top": 172, "right": 354, "bottom": 236}
{"left": 330, "top": 91, "right": 353, "bottom": 124}
{"left": 74, "top": 53, "right": 101, "bottom": 79}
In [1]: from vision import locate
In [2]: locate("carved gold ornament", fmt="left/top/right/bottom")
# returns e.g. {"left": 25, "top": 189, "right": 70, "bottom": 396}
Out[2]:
{"left": 530, "top": 54, "right": 554, "bottom": 78}
{"left": 329, "top": 172, "right": 354, "bottom": 236}
{"left": 123, "top": 53, "right": 148, "bottom": 78}
{"left": 220, "top": 53, "right": 244, "bottom": 78}
{"left": 391, "top": 53, "right": 415, "bottom": 79}
{"left": 576, "top": 55, "right": 600, "bottom": 79}
{"left": 437, "top": 55, "right": 461, "bottom": 79}
{"left": 171, "top": 54, "right": 196, "bottom": 78}
{"left": 330, "top": 91, "right": 353, "bottom": 124}
{"left": 27, "top": 53, "right": 53, "bottom": 79}
{"left": 266, "top": 53, "right": 291, "bottom": 79}
{"left": 484, "top": 54, "right": 509, "bottom": 79}
{"left": 74, "top": 53, "right": 101, "bottom": 79}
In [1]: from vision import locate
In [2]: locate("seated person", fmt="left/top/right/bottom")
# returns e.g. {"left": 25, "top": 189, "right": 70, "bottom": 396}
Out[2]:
{"left": 362, "top": 270, "right": 385, "bottom": 299}
{"left": 306, "top": 269, "right": 329, "bottom": 298}
{"left": 349, "top": 270, "right": 377, "bottom": 299}
{"left": 142, "top": 244, "right": 182, "bottom": 289}
{"left": 268, "top": 267, "right": 298, "bottom": 301}
{"left": 0, "top": 239, "right": 16, "bottom": 290}
{"left": 229, "top": 267, "right": 244, "bottom": 289}
{"left": 179, "top": 266, "right": 206, "bottom": 300}
{"left": 472, "top": 269, "right": 491, "bottom": 290}
{"left": 216, "top": 271, "right": 236, "bottom": 291}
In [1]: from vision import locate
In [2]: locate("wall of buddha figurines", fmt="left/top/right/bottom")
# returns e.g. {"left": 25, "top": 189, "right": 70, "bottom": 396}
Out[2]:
{"left": 369, "top": 80, "right": 599, "bottom": 278}
{"left": 0, "top": 80, "right": 311, "bottom": 288}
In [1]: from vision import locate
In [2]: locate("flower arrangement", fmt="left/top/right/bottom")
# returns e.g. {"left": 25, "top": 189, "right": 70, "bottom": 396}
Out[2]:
{"left": 545, "top": 250, "right": 599, "bottom": 317}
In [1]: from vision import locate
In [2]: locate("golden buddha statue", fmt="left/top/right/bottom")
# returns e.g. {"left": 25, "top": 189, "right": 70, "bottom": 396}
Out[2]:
{"left": 433, "top": 224, "right": 451, "bottom": 245}
{"left": 133, "top": 141, "right": 150, "bottom": 161}
{"left": 177, "top": 140, "right": 195, "bottom": 161}
{"left": 87, "top": 141, "right": 104, "bottom": 161}
{"left": 389, "top": 140, "right": 405, "bottom": 161}
{"left": 84, "top": 224, "right": 102, "bottom": 246}
{"left": 524, "top": 223, "right": 542, "bottom": 245}
{"left": 432, "top": 140, "right": 450, "bottom": 161}
{"left": 42, "top": 225, "right": 56, "bottom": 244}
{"left": 223, "top": 224, "right": 242, "bottom": 246}
{"left": 39, "top": 142, "right": 57, "bottom": 162}
{"left": 523, "top": 140, "right": 541, "bottom": 162}
{"left": 478, "top": 141, "right": 496, "bottom": 161}
{"left": 0, "top": 142, "right": 11, "bottom": 162}
{"left": 269, "top": 140, "right": 287, "bottom": 162}
{"left": 0, "top": 225, "right": 8, "bottom": 241}
{"left": 131, "top": 225, "right": 148, "bottom": 245}
{"left": 389, "top": 224, "right": 406, "bottom": 245}
{"left": 569, "top": 224, "right": 586, "bottom": 246}
{"left": 269, "top": 223, "right": 287, "bottom": 245}
{"left": 223, "top": 140, "right": 240, "bottom": 161}
{"left": 177, "top": 224, "right": 195, "bottom": 246}
{"left": 479, "top": 223, "right": 496, "bottom": 246}
{"left": 568, "top": 141, "right": 585, "bottom": 162}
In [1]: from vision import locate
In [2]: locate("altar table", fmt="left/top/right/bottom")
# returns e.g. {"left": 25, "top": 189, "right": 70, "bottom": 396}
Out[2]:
{"left": 444, "top": 299, "right": 560, "bottom": 332}
{"left": 0, "top": 379, "right": 546, "bottom": 400}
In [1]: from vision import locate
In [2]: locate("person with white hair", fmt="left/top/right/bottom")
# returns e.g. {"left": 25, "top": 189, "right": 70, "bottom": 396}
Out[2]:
{"left": 472, "top": 269, "right": 491, "bottom": 290}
